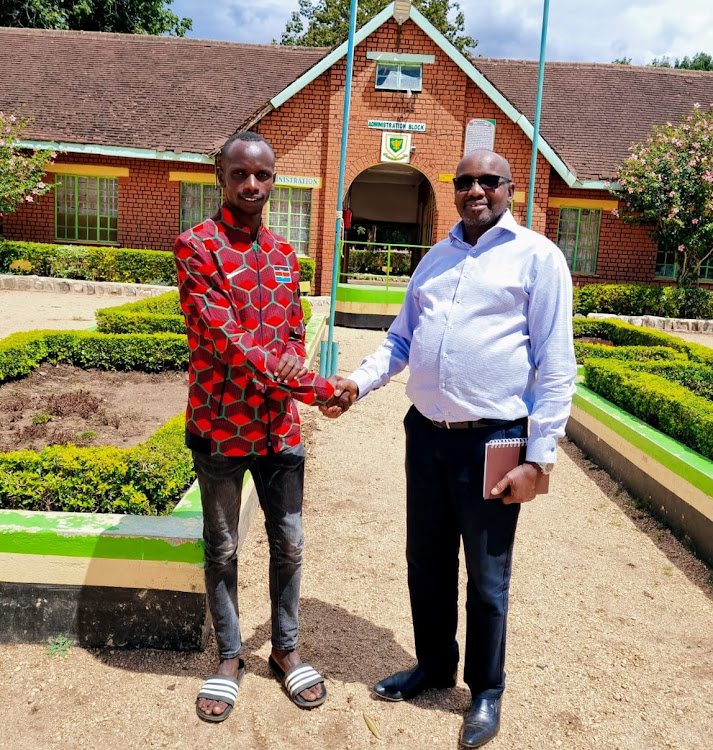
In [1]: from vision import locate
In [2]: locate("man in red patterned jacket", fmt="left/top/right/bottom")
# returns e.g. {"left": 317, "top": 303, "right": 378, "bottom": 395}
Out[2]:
{"left": 174, "top": 132, "right": 343, "bottom": 722}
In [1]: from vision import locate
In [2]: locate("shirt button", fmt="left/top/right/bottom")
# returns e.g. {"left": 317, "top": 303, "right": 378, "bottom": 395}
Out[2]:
{"left": 443, "top": 353, "right": 448, "bottom": 358}
{"left": 463, "top": 273, "right": 469, "bottom": 278}
{"left": 456, "top": 298, "right": 461, "bottom": 304}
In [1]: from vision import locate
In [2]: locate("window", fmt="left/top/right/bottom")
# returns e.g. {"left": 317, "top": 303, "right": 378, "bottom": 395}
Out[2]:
{"left": 268, "top": 186, "right": 312, "bottom": 255}
{"left": 55, "top": 175, "right": 118, "bottom": 243}
{"left": 655, "top": 245, "right": 677, "bottom": 279}
{"left": 556, "top": 208, "right": 601, "bottom": 274}
{"left": 375, "top": 63, "right": 422, "bottom": 92}
{"left": 701, "top": 256, "right": 713, "bottom": 281}
{"left": 180, "top": 183, "right": 222, "bottom": 233}
{"left": 657, "top": 246, "right": 713, "bottom": 280}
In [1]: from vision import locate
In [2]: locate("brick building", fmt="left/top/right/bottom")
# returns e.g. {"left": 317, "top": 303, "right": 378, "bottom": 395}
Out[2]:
{"left": 2, "top": 0, "right": 713, "bottom": 295}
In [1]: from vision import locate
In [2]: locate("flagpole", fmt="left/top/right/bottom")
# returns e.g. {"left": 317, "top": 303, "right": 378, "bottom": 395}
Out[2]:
{"left": 526, "top": 0, "right": 550, "bottom": 228}
{"left": 320, "top": 0, "right": 359, "bottom": 377}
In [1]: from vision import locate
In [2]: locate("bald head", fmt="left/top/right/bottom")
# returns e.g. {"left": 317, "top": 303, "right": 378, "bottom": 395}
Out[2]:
{"left": 456, "top": 149, "right": 512, "bottom": 181}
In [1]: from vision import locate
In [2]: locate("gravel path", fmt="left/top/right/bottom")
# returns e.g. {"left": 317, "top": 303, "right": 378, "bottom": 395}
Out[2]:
{"left": 0, "top": 298, "right": 712, "bottom": 749}
{"left": 0, "top": 289, "right": 130, "bottom": 337}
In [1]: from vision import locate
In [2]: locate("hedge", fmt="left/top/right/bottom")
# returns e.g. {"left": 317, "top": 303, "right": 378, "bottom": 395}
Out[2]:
{"left": 574, "top": 343, "right": 684, "bottom": 365}
{"left": 0, "top": 240, "right": 176, "bottom": 285}
{"left": 0, "top": 330, "right": 189, "bottom": 383}
{"left": 573, "top": 317, "right": 713, "bottom": 364}
{"left": 583, "top": 358, "right": 713, "bottom": 460}
{"left": 0, "top": 415, "right": 193, "bottom": 515}
{"left": 1, "top": 239, "right": 318, "bottom": 287}
{"left": 573, "top": 283, "right": 713, "bottom": 319}
{"left": 95, "top": 291, "right": 312, "bottom": 333}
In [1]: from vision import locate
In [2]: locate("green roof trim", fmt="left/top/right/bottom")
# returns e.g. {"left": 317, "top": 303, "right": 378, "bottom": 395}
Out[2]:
{"left": 16, "top": 140, "right": 213, "bottom": 165}
{"left": 269, "top": 2, "right": 396, "bottom": 110}
{"left": 406, "top": 7, "right": 580, "bottom": 187}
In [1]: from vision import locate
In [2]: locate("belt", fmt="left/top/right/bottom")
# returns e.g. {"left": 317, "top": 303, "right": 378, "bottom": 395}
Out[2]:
{"left": 429, "top": 417, "right": 519, "bottom": 430}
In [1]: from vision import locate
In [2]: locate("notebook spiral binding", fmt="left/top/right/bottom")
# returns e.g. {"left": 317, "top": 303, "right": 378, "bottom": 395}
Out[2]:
{"left": 485, "top": 438, "right": 527, "bottom": 448}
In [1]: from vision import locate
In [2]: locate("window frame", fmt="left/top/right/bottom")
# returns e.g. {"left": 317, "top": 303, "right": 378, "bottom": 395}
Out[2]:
{"left": 656, "top": 246, "right": 713, "bottom": 281}
{"left": 375, "top": 62, "right": 423, "bottom": 92}
{"left": 267, "top": 186, "right": 313, "bottom": 257}
{"left": 179, "top": 182, "right": 223, "bottom": 233}
{"left": 556, "top": 207, "right": 601, "bottom": 275}
{"left": 54, "top": 174, "right": 119, "bottom": 245}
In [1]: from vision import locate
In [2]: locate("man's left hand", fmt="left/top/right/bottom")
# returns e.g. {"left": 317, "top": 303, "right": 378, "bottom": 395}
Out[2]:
{"left": 490, "top": 462, "right": 541, "bottom": 504}
{"left": 271, "top": 349, "right": 308, "bottom": 382}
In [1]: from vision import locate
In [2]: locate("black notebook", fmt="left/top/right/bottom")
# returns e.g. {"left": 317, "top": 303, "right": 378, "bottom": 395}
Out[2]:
{"left": 483, "top": 438, "right": 550, "bottom": 499}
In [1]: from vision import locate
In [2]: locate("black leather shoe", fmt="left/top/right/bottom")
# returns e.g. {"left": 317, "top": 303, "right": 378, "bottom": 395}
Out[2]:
{"left": 460, "top": 696, "right": 501, "bottom": 748}
{"left": 373, "top": 664, "right": 456, "bottom": 702}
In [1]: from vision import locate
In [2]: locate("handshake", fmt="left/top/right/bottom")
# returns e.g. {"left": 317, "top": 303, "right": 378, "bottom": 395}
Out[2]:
{"left": 322, "top": 376, "right": 359, "bottom": 418}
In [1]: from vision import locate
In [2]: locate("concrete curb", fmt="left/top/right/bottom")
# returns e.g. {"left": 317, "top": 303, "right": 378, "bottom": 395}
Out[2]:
{"left": 567, "top": 384, "right": 713, "bottom": 567}
{"left": 586, "top": 312, "right": 713, "bottom": 334}
{"left": 0, "top": 273, "right": 175, "bottom": 298}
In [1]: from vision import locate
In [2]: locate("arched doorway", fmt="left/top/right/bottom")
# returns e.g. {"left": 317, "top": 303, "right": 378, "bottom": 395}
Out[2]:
{"left": 335, "top": 164, "right": 437, "bottom": 329}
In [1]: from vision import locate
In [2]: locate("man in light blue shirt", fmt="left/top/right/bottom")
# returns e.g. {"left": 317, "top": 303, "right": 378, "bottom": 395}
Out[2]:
{"left": 326, "top": 149, "right": 576, "bottom": 748}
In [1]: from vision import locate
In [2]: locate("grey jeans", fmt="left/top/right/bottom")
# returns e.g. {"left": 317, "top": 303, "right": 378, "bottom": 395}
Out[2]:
{"left": 192, "top": 444, "right": 306, "bottom": 659}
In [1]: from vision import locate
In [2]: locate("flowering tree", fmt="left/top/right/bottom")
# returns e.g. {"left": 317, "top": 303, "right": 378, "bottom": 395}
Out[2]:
{"left": 611, "top": 104, "right": 713, "bottom": 287}
{"left": 0, "top": 110, "right": 56, "bottom": 219}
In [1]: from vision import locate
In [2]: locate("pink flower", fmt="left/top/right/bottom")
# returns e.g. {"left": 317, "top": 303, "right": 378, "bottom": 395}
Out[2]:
{"left": 694, "top": 102, "right": 701, "bottom": 108}
{"left": 9, "top": 114, "right": 16, "bottom": 123}
{"left": 25, "top": 195, "right": 33, "bottom": 202}
{"left": 37, "top": 181, "right": 46, "bottom": 189}
{"left": 692, "top": 218, "right": 699, "bottom": 224}
{"left": 669, "top": 191, "right": 675, "bottom": 197}
{"left": 704, "top": 171, "right": 713, "bottom": 182}
{"left": 628, "top": 187, "right": 634, "bottom": 193}
{"left": 678, "top": 245, "right": 685, "bottom": 252}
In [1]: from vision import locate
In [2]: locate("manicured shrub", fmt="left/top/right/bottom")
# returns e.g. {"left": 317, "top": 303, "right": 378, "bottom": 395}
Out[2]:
{"left": 0, "top": 330, "right": 188, "bottom": 383}
{"left": 0, "top": 240, "right": 177, "bottom": 285}
{"left": 574, "top": 343, "right": 683, "bottom": 365}
{"left": 573, "top": 283, "right": 713, "bottom": 319}
{"left": 97, "top": 291, "right": 314, "bottom": 332}
{"left": 0, "top": 416, "right": 193, "bottom": 514}
{"left": 583, "top": 358, "right": 713, "bottom": 460}
{"left": 298, "top": 257, "right": 315, "bottom": 282}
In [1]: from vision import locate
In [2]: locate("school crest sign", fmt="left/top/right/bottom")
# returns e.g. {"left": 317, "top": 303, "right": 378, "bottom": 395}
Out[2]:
{"left": 381, "top": 131, "right": 411, "bottom": 163}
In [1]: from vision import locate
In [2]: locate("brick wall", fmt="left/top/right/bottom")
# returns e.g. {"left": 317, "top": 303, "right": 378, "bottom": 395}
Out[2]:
{"left": 546, "top": 174, "right": 661, "bottom": 286}
{"left": 3, "top": 153, "right": 213, "bottom": 252}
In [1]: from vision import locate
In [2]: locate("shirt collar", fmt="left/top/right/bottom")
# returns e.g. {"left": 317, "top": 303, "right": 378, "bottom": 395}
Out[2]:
{"left": 216, "top": 203, "right": 270, "bottom": 245}
{"left": 448, "top": 209, "right": 518, "bottom": 249}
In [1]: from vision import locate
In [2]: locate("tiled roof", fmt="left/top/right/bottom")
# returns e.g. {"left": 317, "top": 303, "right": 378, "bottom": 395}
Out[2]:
{"left": 471, "top": 58, "right": 713, "bottom": 181}
{"left": 0, "top": 27, "right": 328, "bottom": 154}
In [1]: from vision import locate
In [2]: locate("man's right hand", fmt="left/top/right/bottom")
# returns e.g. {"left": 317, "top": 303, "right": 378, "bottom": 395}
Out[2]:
{"left": 321, "top": 377, "right": 358, "bottom": 418}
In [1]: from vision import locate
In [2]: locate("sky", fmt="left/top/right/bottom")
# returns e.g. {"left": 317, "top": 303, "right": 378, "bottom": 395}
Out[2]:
{"left": 171, "top": 0, "right": 713, "bottom": 65}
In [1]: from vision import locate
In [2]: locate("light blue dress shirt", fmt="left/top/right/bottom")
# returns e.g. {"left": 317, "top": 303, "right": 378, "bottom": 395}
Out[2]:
{"left": 349, "top": 210, "right": 577, "bottom": 465}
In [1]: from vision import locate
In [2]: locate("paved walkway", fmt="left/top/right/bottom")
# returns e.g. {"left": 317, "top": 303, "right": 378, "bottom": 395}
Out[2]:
{"left": 0, "top": 296, "right": 712, "bottom": 749}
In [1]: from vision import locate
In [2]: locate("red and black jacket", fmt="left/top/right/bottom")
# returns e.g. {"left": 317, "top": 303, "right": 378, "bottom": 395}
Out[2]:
{"left": 174, "top": 205, "right": 334, "bottom": 456}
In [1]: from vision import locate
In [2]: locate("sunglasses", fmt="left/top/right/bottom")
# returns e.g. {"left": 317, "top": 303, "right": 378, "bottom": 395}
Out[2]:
{"left": 453, "top": 174, "right": 511, "bottom": 192}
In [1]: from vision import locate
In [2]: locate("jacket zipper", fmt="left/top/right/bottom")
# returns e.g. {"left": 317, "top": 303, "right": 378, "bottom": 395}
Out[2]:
{"left": 253, "top": 240, "right": 273, "bottom": 451}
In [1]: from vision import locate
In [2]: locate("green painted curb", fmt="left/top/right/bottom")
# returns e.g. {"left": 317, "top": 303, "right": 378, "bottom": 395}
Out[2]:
{"left": 335, "top": 283, "right": 407, "bottom": 304}
{"left": 573, "top": 384, "right": 713, "bottom": 496}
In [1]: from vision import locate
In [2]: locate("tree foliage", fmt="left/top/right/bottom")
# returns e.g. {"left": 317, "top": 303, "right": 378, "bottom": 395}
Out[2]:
{"left": 0, "top": 110, "right": 56, "bottom": 217}
{"left": 0, "top": 0, "right": 192, "bottom": 36}
{"left": 280, "top": 0, "right": 476, "bottom": 53}
{"left": 648, "top": 52, "right": 713, "bottom": 71}
{"left": 612, "top": 105, "right": 713, "bottom": 287}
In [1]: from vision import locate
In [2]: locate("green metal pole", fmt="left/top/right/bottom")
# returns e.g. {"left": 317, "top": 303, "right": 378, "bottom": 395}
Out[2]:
{"left": 321, "top": 0, "right": 359, "bottom": 378}
{"left": 526, "top": 0, "right": 550, "bottom": 229}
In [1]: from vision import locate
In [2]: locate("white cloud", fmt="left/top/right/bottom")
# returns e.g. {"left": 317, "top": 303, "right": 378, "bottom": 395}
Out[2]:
{"left": 173, "top": 0, "right": 713, "bottom": 65}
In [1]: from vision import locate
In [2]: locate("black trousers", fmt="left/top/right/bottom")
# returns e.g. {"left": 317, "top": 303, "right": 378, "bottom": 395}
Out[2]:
{"left": 404, "top": 406, "right": 527, "bottom": 699}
